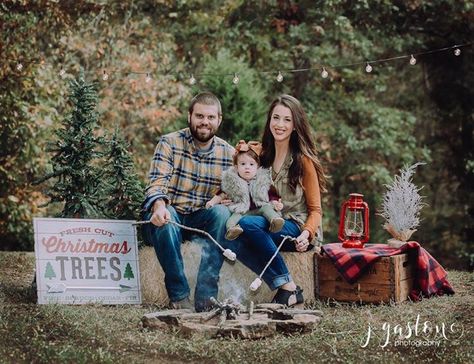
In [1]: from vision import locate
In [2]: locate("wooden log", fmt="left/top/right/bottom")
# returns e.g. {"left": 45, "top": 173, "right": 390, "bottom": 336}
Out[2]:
{"left": 274, "top": 315, "right": 321, "bottom": 334}
{"left": 142, "top": 310, "right": 322, "bottom": 339}
{"left": 269, "top": 309, "right": 323, "bottom": 320}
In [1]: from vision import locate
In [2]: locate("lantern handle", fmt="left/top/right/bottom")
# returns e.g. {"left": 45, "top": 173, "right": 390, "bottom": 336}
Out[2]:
{"left": 362, "top": 201, "right": 370, "bottom": 243}
{"left": 338, "top": 199, "right": 349, "bottom": 242}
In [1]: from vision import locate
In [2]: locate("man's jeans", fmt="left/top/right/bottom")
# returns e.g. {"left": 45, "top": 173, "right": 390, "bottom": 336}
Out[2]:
{"left": 230, "top": 215, "right": 301, "bottom": 290}
{"left": 142, "top": 204, "right": 230, "bottom": 311}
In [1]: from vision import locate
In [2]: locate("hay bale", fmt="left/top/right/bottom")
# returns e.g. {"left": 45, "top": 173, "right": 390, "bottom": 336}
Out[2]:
{"left": 139, "top": 244, "right": 315, "bottom": 306}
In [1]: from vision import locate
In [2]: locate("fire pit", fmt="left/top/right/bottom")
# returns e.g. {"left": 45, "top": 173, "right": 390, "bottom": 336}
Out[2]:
{"left": 142, "top": 298, "right": 323, "bottom": 339}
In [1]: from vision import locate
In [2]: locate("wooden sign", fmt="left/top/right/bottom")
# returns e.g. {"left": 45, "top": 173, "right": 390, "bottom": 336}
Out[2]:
{"left": 34, "top": 218, "right": 141, "bottom": 305}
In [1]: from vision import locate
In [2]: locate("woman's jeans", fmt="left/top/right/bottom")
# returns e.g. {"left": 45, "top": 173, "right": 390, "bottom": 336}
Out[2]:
{"left": 142, "top": 204, "right": 230, "bottom": 311}
{"left": 231, "top": 215, "right": 301, "bottom": 290}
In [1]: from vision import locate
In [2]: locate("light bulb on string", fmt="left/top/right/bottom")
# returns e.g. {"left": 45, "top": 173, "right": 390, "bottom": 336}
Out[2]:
{"left": 276, "top": 71, "right": 284, "bottom": 82}
{"left": 409, "top": 55, "right": 417, "bottom": 65}
{"left": 189, "top": 74, "right": 196, "bottom": 85}
{"left": 454, "top": 48, "right": 461, "bottom": 56}
{"left": 16, "top": 63, "right": 23, "bottom": 71}
{"left": 321, "top": 67, "right": 329, "bottom": 78}
{"left": 232, "top": 73, "right": 240, "bottom": 85}
{"left": 365, "top": 63, "right": 373, "bottom": 73}
{"left": 145, "top": 73, "right": 152, "bottom": 83}
{"left": 102, "top": 70, "right": 109, "bottom": 81}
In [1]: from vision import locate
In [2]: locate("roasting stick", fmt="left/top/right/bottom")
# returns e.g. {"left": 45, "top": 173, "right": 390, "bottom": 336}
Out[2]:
{"left": 133, "top": 219, "right": 236, "bottom": 261}
{"left": 249, "top": 235, "right": 296, "bottom": 291}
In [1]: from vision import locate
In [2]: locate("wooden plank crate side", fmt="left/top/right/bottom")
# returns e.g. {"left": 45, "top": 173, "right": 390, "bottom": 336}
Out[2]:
{"left": 315, "top": 253, "right": 414, "bottom": 304}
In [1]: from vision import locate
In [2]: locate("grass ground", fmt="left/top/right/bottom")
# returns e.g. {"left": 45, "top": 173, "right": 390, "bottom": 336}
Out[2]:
{"left": 0, "top": 251, "right": 472, "bottom": 364}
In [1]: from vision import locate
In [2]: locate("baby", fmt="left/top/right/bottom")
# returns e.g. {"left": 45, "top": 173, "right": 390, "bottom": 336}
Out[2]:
{"left": 207, "top": 140, "right": 284, "bottom": 240}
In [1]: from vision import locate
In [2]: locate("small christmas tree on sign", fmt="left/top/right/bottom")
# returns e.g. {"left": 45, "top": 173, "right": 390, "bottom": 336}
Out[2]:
{"left": 380, "top": 163, "right": 426, "bottom": 248}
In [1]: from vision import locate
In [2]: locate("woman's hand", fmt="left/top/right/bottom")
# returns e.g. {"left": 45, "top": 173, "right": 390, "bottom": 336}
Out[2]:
{"left": 295, "top": 229, "right": 311, "bottom": 252}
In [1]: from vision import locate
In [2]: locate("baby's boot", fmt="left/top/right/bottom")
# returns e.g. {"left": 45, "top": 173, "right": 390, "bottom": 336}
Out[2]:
{"left": 269, "top": 217, "right": 285, "bottom": 233}
{"left": 225, "top": 225, "right": 243, "bottom": 240}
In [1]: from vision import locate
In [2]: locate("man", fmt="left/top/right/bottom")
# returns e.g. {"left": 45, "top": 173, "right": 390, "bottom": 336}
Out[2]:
{"left": 142, "top": 92, "right": 234, "bottom": 312}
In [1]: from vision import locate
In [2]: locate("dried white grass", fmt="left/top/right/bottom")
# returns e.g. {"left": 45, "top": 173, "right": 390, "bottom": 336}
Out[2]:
{"left": 380, "top": 163, "right": 426, "bottom": 233}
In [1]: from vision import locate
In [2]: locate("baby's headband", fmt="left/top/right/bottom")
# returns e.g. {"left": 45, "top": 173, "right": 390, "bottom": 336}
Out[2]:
{"left": 235, "top": 140, "right": 262, "bottom": 156}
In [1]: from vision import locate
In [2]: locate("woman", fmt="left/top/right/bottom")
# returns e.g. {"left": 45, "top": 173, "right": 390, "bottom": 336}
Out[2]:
{"left": 234, "top": 94, "right": 327, "bottom": 306}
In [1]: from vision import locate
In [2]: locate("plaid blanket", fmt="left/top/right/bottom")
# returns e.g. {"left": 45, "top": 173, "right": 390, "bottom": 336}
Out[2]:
{"left": 321, "top": 241, "right": 455, "bottom": 301}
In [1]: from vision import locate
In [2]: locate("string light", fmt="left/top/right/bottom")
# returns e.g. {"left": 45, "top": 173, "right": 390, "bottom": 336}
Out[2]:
{"left": 232, "top": 73, "right": 240, "bottom": 85}
{"left": 321, "top": 67, "right": 329, "bottom": 78}
{"left": 276, "top": 71, "right": 284, "bottom": 82}
{"left": 6, "top": 42, "right": 472, "bottom": 83}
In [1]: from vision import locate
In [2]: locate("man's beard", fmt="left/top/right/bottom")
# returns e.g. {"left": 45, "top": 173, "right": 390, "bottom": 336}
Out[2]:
{"left": 190, "top": 124, "right": 216, "bottom": 143}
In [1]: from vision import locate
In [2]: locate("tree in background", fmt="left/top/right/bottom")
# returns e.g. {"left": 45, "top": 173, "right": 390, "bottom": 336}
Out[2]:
{"left": 35, "top": 74, "right": 103, "bottom": 218}
{"left": 0, "top": 1, "right": 101, "bottom": 249}
{"left": 101, "top": 128, "right": 144, "bottom": 220}
{"left": 162, "top": 49, "right": 268, "bottom": 145}
{"left": 192, "top": 49, "right": 268, "bottom": 145}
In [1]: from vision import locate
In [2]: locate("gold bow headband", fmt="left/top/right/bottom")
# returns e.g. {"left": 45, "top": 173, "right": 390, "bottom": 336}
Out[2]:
{"left": 235, "top": 140, "right": 262, "bottom": 156}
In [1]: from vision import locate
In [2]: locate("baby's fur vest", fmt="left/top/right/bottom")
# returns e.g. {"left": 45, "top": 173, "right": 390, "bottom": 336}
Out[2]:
{"left": 221, "top": 167, "right": 273, "bottom": 214}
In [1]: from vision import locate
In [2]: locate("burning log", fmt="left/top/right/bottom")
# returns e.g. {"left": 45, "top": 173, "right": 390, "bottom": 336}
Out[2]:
{"left": 201, "top": 308, "right": 221, "bottom": 323}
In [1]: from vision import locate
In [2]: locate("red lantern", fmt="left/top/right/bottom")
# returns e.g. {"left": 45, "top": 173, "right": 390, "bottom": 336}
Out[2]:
{"left": 338, "top": 193, "right": 370, "bottom": 249}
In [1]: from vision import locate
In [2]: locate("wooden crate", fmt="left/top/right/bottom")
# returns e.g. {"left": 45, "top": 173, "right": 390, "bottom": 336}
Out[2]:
{"left": 315, "top": 253, "right": 414, "bottom": 303}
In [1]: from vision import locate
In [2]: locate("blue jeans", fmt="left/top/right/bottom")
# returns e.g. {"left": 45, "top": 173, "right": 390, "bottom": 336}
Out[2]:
{"left": 230, "top": 215, "right": 301, "bottom": 290}
{"left": 142, "top": 204, "right": 230, "bottom": 311}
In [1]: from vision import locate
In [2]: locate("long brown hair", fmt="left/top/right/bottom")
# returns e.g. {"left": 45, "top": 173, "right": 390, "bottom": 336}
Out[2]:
{"left": 260, "top": 94, "right": 328, "bottom": 192}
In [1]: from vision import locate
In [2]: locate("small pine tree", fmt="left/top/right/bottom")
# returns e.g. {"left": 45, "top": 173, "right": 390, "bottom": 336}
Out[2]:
{"left": 101, "top": 128, "right": 144, "bottom": 220}
{"left": 44, "top": 262, "right": 56, "bottom": 279}
{"left": 35, "top": 73, "right": 103, "bottom": 218}
{"left": 123, "top": 263, "right": 134, "bottom": 280}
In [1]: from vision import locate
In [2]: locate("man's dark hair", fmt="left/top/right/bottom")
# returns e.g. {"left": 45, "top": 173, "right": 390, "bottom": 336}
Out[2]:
{"left": 188, "top": 92, "right": 222, "bottom": 116}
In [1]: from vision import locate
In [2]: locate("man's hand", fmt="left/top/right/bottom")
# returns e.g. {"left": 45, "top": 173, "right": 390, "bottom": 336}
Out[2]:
{"left": 271, "top": 199, "right": 284, "bottom": 211}
{"left": 150, "top": 199, "right": 170, "bottom": 227}
{"left": 295, "top": 230, "right": 310, "bottom": 252}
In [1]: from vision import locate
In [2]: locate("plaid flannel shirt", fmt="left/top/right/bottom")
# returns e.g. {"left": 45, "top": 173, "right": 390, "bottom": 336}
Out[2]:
{"left": 143, "top": 128, "right": 234, "bottom": 214}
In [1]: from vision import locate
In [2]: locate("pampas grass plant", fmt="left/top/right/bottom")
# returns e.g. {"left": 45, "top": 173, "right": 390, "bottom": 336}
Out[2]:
{"left": 380, "top": 163, "right": 426, "bottom": 246}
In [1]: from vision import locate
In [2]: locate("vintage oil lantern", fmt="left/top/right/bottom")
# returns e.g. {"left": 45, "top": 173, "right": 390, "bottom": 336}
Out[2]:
{"left": 338, "top": 193, "right": 370, "bottom": 249}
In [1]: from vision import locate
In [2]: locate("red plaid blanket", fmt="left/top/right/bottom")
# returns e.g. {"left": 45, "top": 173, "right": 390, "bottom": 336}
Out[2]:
{"left": 321, "top": 241, "right": 455, "bottom": 301}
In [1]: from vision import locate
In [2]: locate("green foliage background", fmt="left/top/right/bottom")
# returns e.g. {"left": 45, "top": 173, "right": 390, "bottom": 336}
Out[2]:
{"left": 1, "top": 0, "right": 472, "bottom": 269}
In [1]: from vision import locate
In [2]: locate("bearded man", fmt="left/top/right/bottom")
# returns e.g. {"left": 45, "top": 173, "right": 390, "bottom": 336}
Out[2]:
{"left": 142, "top": 92, "right": 234, "bottom": 312}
